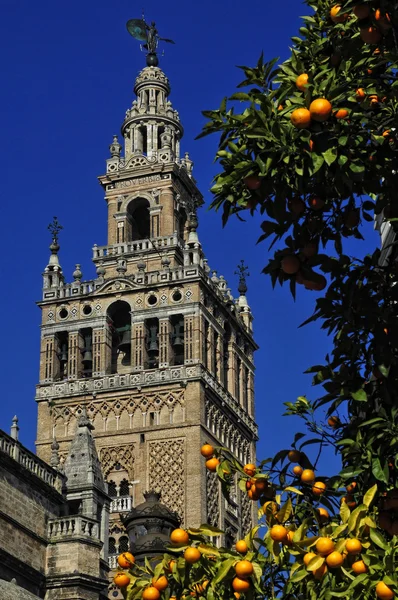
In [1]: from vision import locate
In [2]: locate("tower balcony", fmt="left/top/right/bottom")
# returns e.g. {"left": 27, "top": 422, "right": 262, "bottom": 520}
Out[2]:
{"left": 110, "top": 495, "right": 132, "bottom": 513}
{"left": 48, "top": 515, "right": 99, "bottom": 540}
{"left": 92, "top": 233, "right": 181, "bottom": 261}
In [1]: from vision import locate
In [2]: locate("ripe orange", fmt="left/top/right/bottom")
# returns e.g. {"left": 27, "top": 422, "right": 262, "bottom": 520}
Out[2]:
{"left": 304, "top": 274, "right": 327, "bottom": 291}
{"left": 356, "top": 88, "right": 366, "bottom": 101}
{"left": 288, "top": 449, "right": 301, "bottom": 463}
{"left": 326, "top": 551, "right": 344, "bottom": 568}
{"left": 312, "top": 481, "right": 327, "bottom": 496}
{"left": 375, "top": 9, "right": 392, "bottom": 30}
{"left": 304, "top": 552, "right": 316, "bottom": 567}
{"left": 232, "top": 578, "right": 251, "bottom": 593}
{"left": 247, "top": 488, "right": 261, "bottom": 501}
{"left": 270, "top": 525, "right": 288, "bottom": 542}
{"left": 376, "top": 582, "right": 395, "bottom": 600}
{"left": 200, "top": 444, "right": 214, "bottom": 458}
{"left": 345, "top": 538, "right": 362, "bottom": 554}
{"left": 291, "top": 107, "right": 312, "bottom": 129}
{"left": 309, "top": 196, "right": 325, "bottom": 210}
{"left": 244, "top": 176, "right": 262, "bottom": 190}
{"left": 330, "top": 5, "right": 346, "bottom": 22}
{"left": 288, "top": 197, "right": 306, "bottom": 215}
{"left": 285, "top": 530, "right": 295, "bottom": 546}
{"left": 253, "top": 479, "right": 269, "bottom": 493}
{"left": 342, "top": 494, "right": 357, "bottom": 509}
{"left": 335, "top": 108, "right": 349, "bottom": 119}
{"left": 281, "top": 256, "right": 300, "bottom": 275}
{"left": 113, "top": 572, "right": 131, "bottom": 587}
{"left": 301, "top": 469, "right": 316, "bottom": 483}
{"left": 369, "top": 94, "right": 380, "bottom": 106}
{"left": 360, "top": 26, "right": 382, "bottom": 44}
{"left": 383, "top": 130, "right": 391, "bottom": 139}
{"left": 170, "top": 528, "right": 189, "bottom": 545}
{"left": 152, "top": 576, "right": 169, "bottom": 591}
{"left": 293, "top": 465, "right": 303, "bottom": 477}
{"left": 346, "top": 481, "right": 357, "bottom": 494}
{"left": 117, "top": 552, "right": 135, "bottom": 568}
{"left": 184, "top": 547, "right": 201, "bottom": 564}
{"left": 278, "top": 104, "right": 284, "bottom": 111}
{"left": 142, "top": 587, "right": 161, "bottom": 600}
{"left": 317, "top": 507, "right": 329, "bottom": 522}
{"left": 316, "top": 537, "right": 335, "bottom": 556}
{"left": 166, "top": 559, "right": 176, "bottom": 572}
{"left": 243, "top": 463, "right": 256, "bottom": 476}
{"left": 235, "top": 560, "right": 254, "bottom": 578}
{"left": 235, "top": 540, "right": 249, "bottom": 554}
{"left": 353, "top": 4, "right": 370, "bottom": 19}
{"left": 310, "top": 98, "right": 333, "bottom": 122}
{"left": 314, "top": 563, "right": 328, "bottom": 579}
{"left": 328, "top": 415, "right": 340, "bottom": 428}
{"left": 296, "top": 73, "right": 309, "bottom": 91}
{"left": 352, "top": 560, "right": 367, "bottom": 574}
{"left": 205, "top": 457, "right": 220, "bottom": 472}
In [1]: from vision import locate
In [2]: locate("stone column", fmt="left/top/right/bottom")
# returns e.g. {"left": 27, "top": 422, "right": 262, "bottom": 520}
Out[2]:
{"left": 159, "top": 318, "right": 171, "bottom": 367}
{"left": 208, "top": 325, "right": 215, "bottom": 376}
{"left": 215, "top": 331, "right": 223, "bottom": 383}
{"left": 227, "top": 340, "right": 237, "bottom": 398}
{"left": 67, "top": 331, "right": 84, "bottom": 380}
{"left": 107, "top": 196, "right": 119, "bottom": 245}
{"left": 92, "top": 327, "right": 108, "bottom": 376}
{"left": 239, "top": 362, "right": 247, "bottom": 410}
{"left": 184, "top": 316, "right": 194, "bottom": 363}
{"left": 132, "top": 322, "right": 146, "bottom": 370}
{"left": 159, "top": 188, "right": 175, "bottom": 236}
{"left": 40, "top": 335, "right": 59, "bottom": 382}
{"left": 247, "top": 370, "right": 255, "bottom": 418}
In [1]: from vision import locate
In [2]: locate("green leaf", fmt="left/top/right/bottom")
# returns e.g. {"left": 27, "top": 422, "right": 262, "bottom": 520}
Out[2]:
{"left": 211, "top": 558, "right": 235, "bottom": 586}
{"left": 370, "top": 527, "right": 387, "bottom": 549}
{"left": 187, "top": 524, "right": 223, "bottom": 537}
{"left": 371, "top": 457, "right": 388, "bottom": 483}
{"left": 307, "top": 555, "right": 325, "bottom": 571}
{"left": 323, "top": 147, "right": 337, "bottom": 166}
{"left": 363, "top": 484, "right": 378, "bottom": 508}
{"left": 289, "top": 568, "right": 309, "bottom": 582}
{"left": 229, "top": 92, "right": 251, "bottom": 101}
{"left": 351, "top": 388, "right": 367, "bottom": 402}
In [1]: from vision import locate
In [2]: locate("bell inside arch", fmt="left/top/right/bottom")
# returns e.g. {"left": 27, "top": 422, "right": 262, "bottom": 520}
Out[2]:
{"left": 117, "top": 325, "right": 131, "bottom": 354}
{"left": 58, "top": 344, "right": 68, "bottom": 363}
{"left": 147, "top": 324, "right": 159, "bottom": 353}
{"left": 172, "top": 321, "right": 184, "bottom": 348}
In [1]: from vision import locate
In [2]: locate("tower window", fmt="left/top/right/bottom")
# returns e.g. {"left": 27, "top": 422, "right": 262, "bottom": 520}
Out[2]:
{"left": 56, "top": 331, "right": 69, "bottom": 380}
{"left": 149, "top": 412, "right": 156, "bottom": 426}
{"left": 80, "top": 328, "right": 93, "bottom": 378}
{"left": 119, "top": 479, "right": 130, "bottom": 497}
{"left": 127, "top": 198, "right": 150, "bottom": 241}
{"left": 145, "top": 318, "right": 159, "bottom": 369}
{"left": 170, "top": 315, "right": 184, "bottom": 366}
{"left": 107, "top": 301, "right": 132, "bottom": 374}
{"left": 109, "top": 537, "right": 117, "bottom": 555}
{"left": 119, "top": 536, "right": 129, "bottom": 553}
{"left": 108, "top": 480, "right": 117, "bottom": 498}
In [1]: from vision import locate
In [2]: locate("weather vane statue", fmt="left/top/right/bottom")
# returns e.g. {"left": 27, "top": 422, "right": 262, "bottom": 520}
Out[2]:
{"left": 126, "top": 13, "right": 175, "bottom": 67}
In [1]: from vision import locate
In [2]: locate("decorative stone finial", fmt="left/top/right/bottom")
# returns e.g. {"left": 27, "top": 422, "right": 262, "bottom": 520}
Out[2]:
{"left": 161, "top": 256, "right": 171, "bottom": 270}
{"left": 78, "top": 406, "right": 94, "bottom": 430}
{"left": 110, "top": 134, "right": 122, "bottom": 158}
{"left": 235, "top": 260, "right": 249, "bottom": 296}
{"left": 96, "top": 262, "right": 106, "bottom": 278}
{"left": 10, "top": 415, "right": 19, "bottom": 441}
{"left": 73, "top": 264, "right": 82, "bottom": 281}
{"left": 116, "top": 258, "right": 127, "bottom": 274}
{"left": 50, "top": 437, "right": 60, "bottom": 468}
{"left": 137, "top": 257, "right": 146, "bottom": 272}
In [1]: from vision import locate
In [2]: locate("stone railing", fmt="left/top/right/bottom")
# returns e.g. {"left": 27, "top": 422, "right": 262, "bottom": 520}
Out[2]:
{"left": 93, "top": 234, "right": 181, "bottom": 260}
{"left": 108, "top": 555, "right": 118, "bottom": 569}
{"left": 36, "top": 364, "right": 258, "bottom": 436}
{"left": 48, "top": 515, "right": 99, "bottom": 540}
{"left": 110, "top": 496, "right": 132, "bottom": 513}
{"left": 0, "top": 429, "right": 64, "bottom": 493}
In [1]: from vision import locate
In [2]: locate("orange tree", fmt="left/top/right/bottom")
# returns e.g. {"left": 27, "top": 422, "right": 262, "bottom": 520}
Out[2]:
{"left": 113, "top": 1, "right": 398, "bottom": 599}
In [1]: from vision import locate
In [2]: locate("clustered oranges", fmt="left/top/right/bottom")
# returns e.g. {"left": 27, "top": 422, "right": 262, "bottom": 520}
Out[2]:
{"left": 200, "top": 443, "right": 220, "bottom": 472}
{"left": 290, "top": 98, "right": 333, "bottom": 129}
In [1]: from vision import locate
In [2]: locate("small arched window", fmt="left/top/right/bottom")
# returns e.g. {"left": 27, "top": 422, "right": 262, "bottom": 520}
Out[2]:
{"left": 119, "top": 536, "right": 129, "bottom": 553}
{"left": 108, "top": 480, "right": 117, "bottom": 498}
{"left": 119, "top": 478, "right": 130, "bottom": 497}
{"left": 127, "top": 198, "right": 150, "bottom": 241}
{"left": 109, "top": 537, "right": 117, "bottom": 554}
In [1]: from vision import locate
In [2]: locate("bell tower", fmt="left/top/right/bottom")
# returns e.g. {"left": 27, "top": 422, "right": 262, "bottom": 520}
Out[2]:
{"left": 35, "top": 56, "right": 258, "bottom": 576}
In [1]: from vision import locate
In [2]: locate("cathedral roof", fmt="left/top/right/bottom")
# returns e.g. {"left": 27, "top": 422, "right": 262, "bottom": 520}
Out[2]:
{"left": 63, "top": 409, "right": 106, "bottom": 492}
{"left": 0, "top": 579, "right": 41, "bottom": 600}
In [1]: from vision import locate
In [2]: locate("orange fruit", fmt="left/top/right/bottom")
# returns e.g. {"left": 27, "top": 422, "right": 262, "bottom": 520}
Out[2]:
{"left": 335, "top": 108, "right": 349, "bottom": 119}
{"left": 312, "top": 481, "right": 327, "bottom": 496}
{"left": 205, "top": 457, "right": 220, "bottom": 472}
{"left": 285, "top": 530, "right": 295, "bottom": 546}
{"left": 346, "top": 481, "right": 357, "bottom": 494}
{"left": 345, "top": 538, "right": 362, "bottom": 554}
{"left": 170, "top": 528, "right": 189, "bottom": 545}
{"left": 296, "top": 73, "right": 309, "bottom": 91}
{"left": 114, "top": 572, "right": 131, "bottom": 587}
{"left": 291, "top": 107, "right": 312, "bottom": 129}
{"left": 376, "top": 582, "right": 395, "bottom": 600}
{"left": 253, "top": 479, "right": 269, "bottom": 492}
{"left": 243, "top": 463, "right": 256, "bottom": 476}
{"left": 235, "top": 540, "right": 249, "bottom": 554}
{"left": 326, "top": 551, "right": 344, "bottom": 568}
{"left": 142, "top": 587, "right": 161, "bottom": 600}
{"left": 270, "top": 525, "right": 288, "bottom": 542}
{"left": 293, "top": 465, "right": 303, "bottom": 477}
{"left": 314, "top": 563, "right": 328, "bottom": 579}
{"left": 200, "top": 444, "right": 214, "bottom": 458}
{"left": 375, "top": 9, "right": 392, "bottom": 30}
{"left": 235, "top": 560, "right": 254, "bottom": 578}
{"left": 184, "top": 547, "right": 201, "bottom": 564}
{"left": 247, "top": 488, "right": 261, "bottom": 501}
{"left": 301, "top": 469, "right": 316, "bottom": 483}
{"left": 328, "top": 415, "right": 340, "bottom": 428}
{"left": 356, "top": 88, "right": 366, "bottom": 101}
{"left": 353, "top": 4, "right": 370, "bottom": 19}
{"left": 190, "top": 581, "right": 209, "bottom": 596}
{"left": 288, "top": 197, "right": 306, "bottom": 215}
{"left": 281, "top": 255, "right": 300, "bottom": 275}
{"left": 309, "top": 139, "right": 314, "bottom": 151}
{"left": 352, "top": 560, "right": 367, "bottom": 574}
{"left": 117, "top": 552, "right": 135, "bottom": 568}
{"left": 309, "top": 98, "right": 332, "bottom": 122}
{"left": 383, "top": 130, "right": 391, "bottom": 138}
{"left": 232, "top": 578, "right": 251, "bottom": 593}
{"left": 152, "top": 576, "right": 169, "bottom": 591}
{"left": 330, "top": 5, "right": 346, "bottom": 22}
{"left": 244, "top": 176, "right": 262, "bottom": 190}
{"left": 278, "top": 104, "right": 284, "bottom": 111}
{"left": 341, "top": 495, "right": 357, "bottom": 509}
{"left": 360, "top": 26, "right": 382, "bottom": 44}
{"left": 304, "top": 552, "right": 317, "bottom": 567}
{"left": 304, "top": 274, "right": 327, "bottom": 291}
{"left": 369, "top": 94, "right": 380, "bottom": 106}
{"left": 317, "top": 507, "right": 329, "bottom": 522}
{"left": 288, "top": 449, "right": 302, "bottom": 463}
{"left": 166, "top": 559, "right": 176, "bottom": 572}
{"left": 309, "top": 195, "right": 325, "bottom": 210}
{"left": 316, "top": 537, "right": 335, "bottom": 556}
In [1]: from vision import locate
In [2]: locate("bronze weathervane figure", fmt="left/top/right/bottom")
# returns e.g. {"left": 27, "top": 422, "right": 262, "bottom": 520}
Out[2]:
{"left": 126, "top": 16, "right": 175, "bottom": 66}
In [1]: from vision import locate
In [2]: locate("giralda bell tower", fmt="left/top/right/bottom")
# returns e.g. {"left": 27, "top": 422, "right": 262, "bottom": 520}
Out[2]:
{"left": 35, "top": 24, "right": 258, "bottom": 574}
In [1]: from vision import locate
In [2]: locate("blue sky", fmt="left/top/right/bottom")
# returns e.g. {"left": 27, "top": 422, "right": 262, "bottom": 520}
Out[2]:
{"left": 0, "top": 1, "right": 379, "bottom": 474}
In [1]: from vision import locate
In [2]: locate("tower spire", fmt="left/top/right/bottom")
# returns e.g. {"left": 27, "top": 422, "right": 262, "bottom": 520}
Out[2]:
{"left": 43, "top": 217, "right": 64, "bottom": 291}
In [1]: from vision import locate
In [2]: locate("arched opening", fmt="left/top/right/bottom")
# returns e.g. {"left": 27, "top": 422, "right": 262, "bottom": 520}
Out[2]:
{"left": 127, "top": 198, "right": 150, "bottom": 241}
{"left": 178, "top": 209, "right": 187, "bottom": 241}
{"left": 119, "top": 536, "right": 129, "bottom": 553}
{"left": 107, "top": 301, "right": 131, "bottom": 373}
{"left": 108, "top": 480, "right": 117, "bottom": 498}
{"left": 119, "top": 478, "right": 130, "bottom": 497}
{"left": 109, "top": 537, "right": 117, "bottom": 555}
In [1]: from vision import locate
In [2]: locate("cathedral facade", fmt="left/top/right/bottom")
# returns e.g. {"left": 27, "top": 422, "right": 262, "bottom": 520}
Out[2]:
{"left": 0, "top": 57, "right": 258, "bottom": 599}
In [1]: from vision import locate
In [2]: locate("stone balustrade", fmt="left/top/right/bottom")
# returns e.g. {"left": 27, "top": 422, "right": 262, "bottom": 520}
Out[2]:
{"left": 0, "top": 429, "right": 64, "bottom": 493}
{"left": 110, "top": 496, "right": 132, "bottom": 513}
{"left": 108, "top": 555, "right": 118, "bottom": 569}
{"left": 93, "top": 234, "right": 180, "bottom": 260}
{"left": 48, "top": 515, "right": 99, "bottom": 540}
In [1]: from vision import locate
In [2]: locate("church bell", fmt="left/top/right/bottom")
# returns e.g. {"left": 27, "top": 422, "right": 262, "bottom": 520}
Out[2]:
{"left": 147, "top": 324, "right": 159, "bottom": 353}
{"left": 58, "top": 344, "right": 68, "bottom": 363}
{"left": 172, "top": 322, "right": 184, "bottom": 348}
{"left": 117, "top": 326, "right": 131, "bottom": 354}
